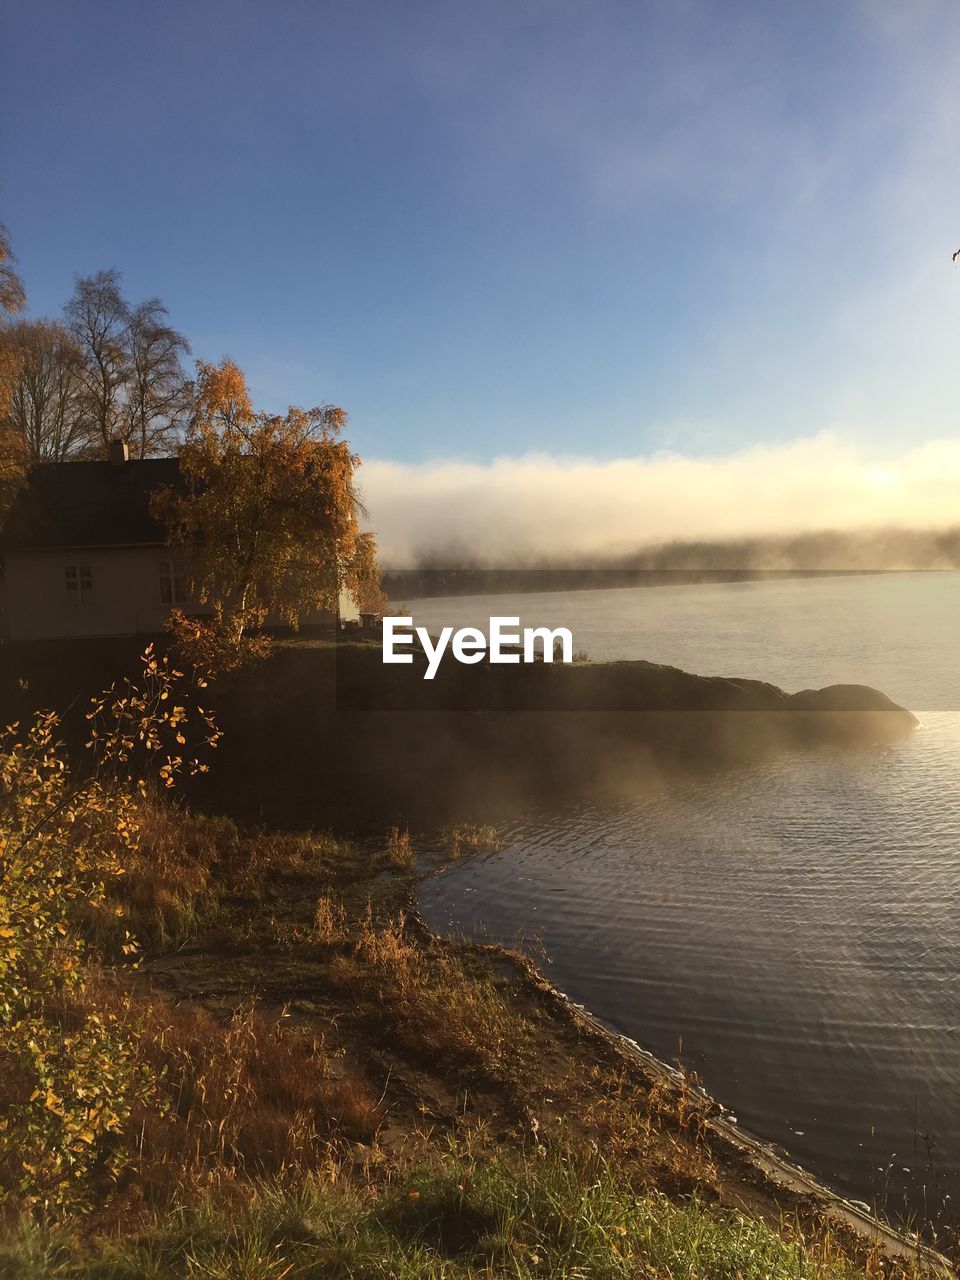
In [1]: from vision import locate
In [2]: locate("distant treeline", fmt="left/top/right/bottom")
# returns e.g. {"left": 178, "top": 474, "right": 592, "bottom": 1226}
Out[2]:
{"left": 381, "top": 566, "right": 878, "bottom": 600}
{"left": 383, "top": 526, "right": 960, "bottom": 599}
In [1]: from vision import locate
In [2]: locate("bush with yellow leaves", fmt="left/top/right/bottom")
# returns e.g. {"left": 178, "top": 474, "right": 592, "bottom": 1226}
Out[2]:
{"left": 0, "top": 646, "right": 219, "bottom": 1215}
{"left": 165, "top": 603, "right": 272, "bottom": 678}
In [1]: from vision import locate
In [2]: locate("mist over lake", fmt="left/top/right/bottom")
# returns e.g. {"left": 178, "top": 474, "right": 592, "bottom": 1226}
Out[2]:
{"left": 413, "top": 571, "right": 960, "bottom": 1224}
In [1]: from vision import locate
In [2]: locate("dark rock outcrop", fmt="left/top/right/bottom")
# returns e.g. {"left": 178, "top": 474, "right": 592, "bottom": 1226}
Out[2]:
{"left": 0, "top": 639, "right": 918, "bottom": 831}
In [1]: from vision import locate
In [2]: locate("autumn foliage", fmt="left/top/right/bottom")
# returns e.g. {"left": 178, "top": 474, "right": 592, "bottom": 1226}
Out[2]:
{"left": 155, "top": 359, "right": 384, "bottom": 671}
{"left": 0, "top": 648, "right": 219, "bottom": 1213}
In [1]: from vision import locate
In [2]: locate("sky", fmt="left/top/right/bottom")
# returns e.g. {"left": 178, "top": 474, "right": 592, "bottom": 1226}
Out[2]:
{"left": 4, "top": 1, "right": 960, "bottom": 559}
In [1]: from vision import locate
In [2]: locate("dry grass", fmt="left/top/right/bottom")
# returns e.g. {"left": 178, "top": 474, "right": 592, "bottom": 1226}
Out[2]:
{"left": 137, "top": 1001, "right": 380, "bottom": 1191}
{"left": 217, "top": 826, "right": 358, "bottom": 899}
{"left": 74, "top": 974, "right": 380, "bottom": 1215}
{"left": 326, "top": 908, "right": 532, "bottom": 1084}
{"left": 105, "top": 800, "right": 233, "bottom": 950}
{"left": 448, "top": 824, "right": 501, "bottom": 859}
{"left": 93, "top": 801, "right": 364, "bottom": 956}
{"left": 576, "top": 1065, "right": 720, "bottom": 1198}
{"left": 312, "top": 892, "right": 347, "bottom": 943}
{"left": 384, "top": 825, "right": 415, "bottom": 869}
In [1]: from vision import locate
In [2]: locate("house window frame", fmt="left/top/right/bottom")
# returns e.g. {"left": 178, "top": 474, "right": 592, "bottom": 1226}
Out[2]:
{"left": 64, "top": 563, "right": 93, "bottom": 608}
{"left": 159, "top": 559, "right": 189, "bottom": 606}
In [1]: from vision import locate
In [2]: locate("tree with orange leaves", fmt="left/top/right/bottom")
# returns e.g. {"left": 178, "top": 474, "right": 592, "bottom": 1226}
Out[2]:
{"left": 154, "top": 359, "right": 384, "bottom": 667}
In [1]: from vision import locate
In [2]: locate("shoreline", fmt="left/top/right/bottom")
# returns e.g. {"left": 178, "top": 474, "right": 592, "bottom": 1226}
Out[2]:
{"left": 511, "top": 958, "right": 950, "bottom": 1274}
{"left": 414, "top": 909, "right": 953, "bottom": 1277}
{"left": 143, "top": 868, "right": 954, "bottom": 1277}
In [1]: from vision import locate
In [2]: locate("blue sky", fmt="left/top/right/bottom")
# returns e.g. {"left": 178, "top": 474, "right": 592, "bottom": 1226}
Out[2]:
{"left": 3, "top": 0, "right": 960, "bottom": 474}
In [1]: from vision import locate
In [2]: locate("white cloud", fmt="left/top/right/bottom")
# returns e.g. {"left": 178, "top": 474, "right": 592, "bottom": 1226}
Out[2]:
{"left": 360, "top": 432, "right": 960, "bottom": 565}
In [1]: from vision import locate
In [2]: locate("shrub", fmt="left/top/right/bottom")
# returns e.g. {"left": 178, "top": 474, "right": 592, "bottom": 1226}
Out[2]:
{"left": 0, "top": 648, "right": 218, "bottom": 1215}
{"left": 166, "top": 604, "right": 272, "bottom": 679}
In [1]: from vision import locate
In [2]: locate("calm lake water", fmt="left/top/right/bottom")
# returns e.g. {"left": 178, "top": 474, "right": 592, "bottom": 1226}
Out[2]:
{"left": 410, "top": 572, "right": 960, "bottom": 1225}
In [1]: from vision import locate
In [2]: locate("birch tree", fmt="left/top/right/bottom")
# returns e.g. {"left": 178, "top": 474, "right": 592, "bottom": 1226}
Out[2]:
{"left": 155, "top": 359, "right": 383, "bottom": 665}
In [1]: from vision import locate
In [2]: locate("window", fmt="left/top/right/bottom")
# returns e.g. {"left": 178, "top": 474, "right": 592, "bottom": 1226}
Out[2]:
{"left": 65, "top": 564, "right": 93, "bottom": 608}
{"left": 159, "top": 560, "right": 189, "bottom": 605}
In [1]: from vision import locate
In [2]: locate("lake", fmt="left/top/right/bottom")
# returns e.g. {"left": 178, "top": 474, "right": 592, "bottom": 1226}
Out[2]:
{"left": 410, "top": 572, "right": 960, "bottom": 1227}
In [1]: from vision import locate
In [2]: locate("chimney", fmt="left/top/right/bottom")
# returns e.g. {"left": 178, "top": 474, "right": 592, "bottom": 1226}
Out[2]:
{"left": 109, "top": 439, "right": 129, "bottom": 466}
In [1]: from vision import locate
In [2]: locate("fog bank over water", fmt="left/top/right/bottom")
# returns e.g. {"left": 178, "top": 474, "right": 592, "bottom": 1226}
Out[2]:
{"left": 362, "top": 433, "right": 960, "bottom": 568}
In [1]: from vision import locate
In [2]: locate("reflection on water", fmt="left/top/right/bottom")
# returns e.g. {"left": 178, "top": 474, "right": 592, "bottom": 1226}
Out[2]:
{"left": 412, "top": 574, "right": 960, "bottom": 1222}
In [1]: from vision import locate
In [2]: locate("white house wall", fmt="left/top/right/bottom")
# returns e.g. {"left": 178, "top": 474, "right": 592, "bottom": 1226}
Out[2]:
{"left": 338, "top": 586, "right": 360, "bottom": 623}
{"left": 3, "top": 548, "right": 343, "bottom": 640}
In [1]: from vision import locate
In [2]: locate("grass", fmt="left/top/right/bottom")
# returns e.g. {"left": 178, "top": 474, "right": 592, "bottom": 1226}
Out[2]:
{"left": 312, "top": 892, "right": 347, "bottom": 943}
{"left": 101, "top": 800, "right": 231, "bottom": 950}
{"left": 131, "top": 997, "right": 381, "bottom": 1189}
{"left": 93, "top": 800, "right": 372, "bottom": 954}
{"left": 38, "top": 972, "right": 382, "bottom": 1219}
{"left": 384, "top": 826, "right": 415, "bottom": 870}
{"left": 448, "top": 824, "right": 501, "bottom": 859}
{"left": 327, "top": 908, "right": 534, "bottom": 1084}
{"left": 0, "top": 1146, "right": 879, "bottom": 1280}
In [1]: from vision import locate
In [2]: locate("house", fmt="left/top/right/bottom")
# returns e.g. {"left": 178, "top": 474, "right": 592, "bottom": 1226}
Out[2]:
{"left": 0, "top": 441, "right": 359, "bottom": 641}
